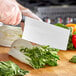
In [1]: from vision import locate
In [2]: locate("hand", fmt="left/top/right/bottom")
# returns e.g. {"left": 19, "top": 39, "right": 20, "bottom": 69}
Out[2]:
{"left": 21, "top": 9, "right": 42, "bottom": 30}
{"left": 21, "top": 9, "right": 42, "bottom": 21}
{"left": 0, "top": 0, "right": 22, "bottom": 25}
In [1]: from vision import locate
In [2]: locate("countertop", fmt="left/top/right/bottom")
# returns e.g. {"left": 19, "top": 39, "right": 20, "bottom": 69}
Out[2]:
{"left": 0, "top": 46, "right": 76, "bottom": 76}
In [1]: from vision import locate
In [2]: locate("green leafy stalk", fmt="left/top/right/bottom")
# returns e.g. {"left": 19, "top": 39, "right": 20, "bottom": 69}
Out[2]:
{"left": 67, "top": 27, "right": 75, "bottom": 50}
{"left": 69, "top": 55, "right": 76, "bottom": 63}
{"left": 20, "top": 45, "right": 59, "bottom": 69}
{"left": 0, "top": 61, "right": 29, "bottom": 76}
{"left": 55, "top": 23, "right": 69, "bottom": 29}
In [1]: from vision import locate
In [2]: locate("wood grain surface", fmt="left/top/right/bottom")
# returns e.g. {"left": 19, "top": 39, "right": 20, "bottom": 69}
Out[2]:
{"left": 0, "top": 46, "right": 76, "bottom": 76}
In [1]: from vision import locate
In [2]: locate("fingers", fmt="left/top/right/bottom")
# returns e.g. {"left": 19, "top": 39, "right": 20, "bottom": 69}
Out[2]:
{"left": 21, "top": 9, "right": 42, "bottom": 30}
{"left": 8, "top": 5, "right": 22, "bottom": 25}
{"left": 0, "top": 0, "right": 22, "bottom": 25}
{"left": 21, "top": 9, "right": 42, "bottom": 22}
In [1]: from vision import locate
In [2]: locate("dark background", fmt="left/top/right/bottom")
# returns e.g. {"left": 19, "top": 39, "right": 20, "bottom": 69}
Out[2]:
{"left": 17, "top": 0, "right": 76, "bottom": 8}
{"left": 17, "top": 0, "right": 76, "bottom": 24}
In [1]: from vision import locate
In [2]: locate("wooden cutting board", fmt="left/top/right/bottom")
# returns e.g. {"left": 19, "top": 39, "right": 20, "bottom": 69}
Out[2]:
{"left": 0, "top": 46, "right": 76, "bottom": 76}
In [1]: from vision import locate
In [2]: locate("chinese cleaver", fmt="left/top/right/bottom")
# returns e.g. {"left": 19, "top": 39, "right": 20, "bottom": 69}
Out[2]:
{"left": 22, "top": 17, "right": 70, "bottom": 50}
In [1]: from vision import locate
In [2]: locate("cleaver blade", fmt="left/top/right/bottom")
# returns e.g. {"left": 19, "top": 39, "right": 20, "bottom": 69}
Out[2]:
{"left": 22, "top": 17, "right": 70, "bottom": 50}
